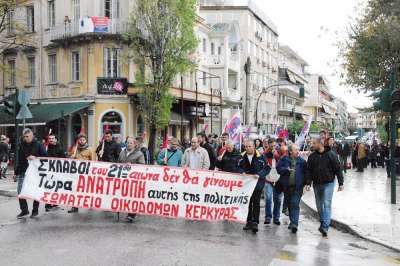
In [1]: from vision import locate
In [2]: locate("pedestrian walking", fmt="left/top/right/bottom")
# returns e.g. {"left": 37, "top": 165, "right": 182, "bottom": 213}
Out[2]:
{"left": 305, "top": 138, "right": 344, "bottom": 237}
{"left": 15, "top": 128, "right": 47, "bottom": 219}
{"left": 337, "top": 140, "right": 350, "bottom": 173}
{"left": 68, "top": 133, "right": 96, "bottom": 213}
{"left": 45, "top": 133, "right": 66, "bottom": 211}
{"left": 118, "top": 137, "right": 145, "bottom": 222}
{"left": 181, "top": 137, "right": 210, "bottom": 170}
{"left": 276, "top": 144, "right": 307, "bottom": 234}
{"left": 96, "top": 129, "right": 121, "bottom": 162}
{"left": 263, "top": 138, "right": 282, "bottom": 226}
{"left": 157, "top": 138, "right": 183, "bottom": 167}
{"left": 0, "top": 135, "right": 10, "bottom": 179}
{"left": 197, "top": 132, "right": 217, "bottom": 170}
{"left": 239, "top": 140, "right": 271, "bottom": 233}
{"left": 216, "top": 141, "right": 240, "bottom": 173}
{"left": 356, "top": 142, "right": 367, "bottom": 172}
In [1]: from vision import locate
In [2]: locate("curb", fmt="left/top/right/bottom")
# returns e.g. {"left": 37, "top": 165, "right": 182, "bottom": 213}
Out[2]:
{"left": 301, "top": 199, "right": 400, "bottom": 253}
{"left": 0, "top": 190, "right": 17, "bottom": 197}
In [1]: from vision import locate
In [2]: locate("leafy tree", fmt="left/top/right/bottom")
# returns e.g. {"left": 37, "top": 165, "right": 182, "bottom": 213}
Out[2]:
{"left": 287, "top": 120, "right": 304, "bottom": 135}
{"left": 341, "top": 0, "right": 400, "bottom": 92}
{"left": 310, "top": 122, "right": 321, "bottom": 133}
{"left": 125, "top": 0, "right": 198, "bottom": 162}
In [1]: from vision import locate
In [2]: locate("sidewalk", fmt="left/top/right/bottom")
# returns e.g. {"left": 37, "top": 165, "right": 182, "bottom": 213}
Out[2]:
{"left": 302, "top": 166, "right": 400, "bottom": 252}
{"left": 0, "top": 169, "right": 17, "bottom": 197}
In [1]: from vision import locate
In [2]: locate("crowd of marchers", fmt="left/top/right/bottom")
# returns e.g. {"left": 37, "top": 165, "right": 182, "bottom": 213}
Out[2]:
{"left": 0, "top": 128, "right": 348, "bottom": 237}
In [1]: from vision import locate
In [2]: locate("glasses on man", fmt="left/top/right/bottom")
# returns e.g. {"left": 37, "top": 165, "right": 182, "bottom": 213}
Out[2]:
{"left": 23, "top": 135, "right": 30, "bottom": 138}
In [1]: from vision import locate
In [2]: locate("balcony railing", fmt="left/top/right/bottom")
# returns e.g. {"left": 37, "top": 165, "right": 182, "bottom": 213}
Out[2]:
{"left": 48, "top": 19, "right": 128, "bottom": 42}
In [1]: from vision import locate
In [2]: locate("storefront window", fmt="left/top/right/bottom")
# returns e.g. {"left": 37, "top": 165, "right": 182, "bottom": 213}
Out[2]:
{"left": 101, "top": 111, "right": 123, "bottom": 138}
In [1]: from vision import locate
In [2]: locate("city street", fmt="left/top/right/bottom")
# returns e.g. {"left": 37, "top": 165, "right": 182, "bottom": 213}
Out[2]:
{"left": 0, "top": 193, "right": 399, "bottom": 266}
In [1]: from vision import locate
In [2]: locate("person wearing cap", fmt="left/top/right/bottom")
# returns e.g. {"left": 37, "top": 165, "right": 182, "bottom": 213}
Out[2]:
{"left": 157, "top": 137, "right": 182, "bottom": 167}
{"left": 68, "top": 133, "right": 96, "bottom": 213}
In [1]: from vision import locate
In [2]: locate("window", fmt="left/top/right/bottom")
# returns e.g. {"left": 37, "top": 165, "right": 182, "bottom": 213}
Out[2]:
{"left": 101, "top": 111, "right": 123, "bottom": 139}
{"left": 48, "top": 0, "right": 55, "bottom": 28}
{"left": 202, "top": 71, "right": 206, "bottom": 86}
{"left": 71, "top": 51, "right": 80, "bottom": 81}
{"left": 72, "top": 0, "right": 80, "bottom": 24}
{"left": 202, "top": 38, "right": 207, "bottom": 53}
{"left": 27, "top": 57, "right": 36, "bottom": 85}
{"left": 211, "top": 42, "right": 215, "bottom": 55}
{"left": 104, "top": 0, "right": 119, "bottom": 19}
{"left": 7, "top": 10, "right": 15, "bottom": 34}
{"left": 104, "top": 48, "right": 121, "bottom": 78}
{"left": 26, "top": 6, "right": 34, "bottom": 32}
{"left": 247, "top": 40, "right": 251, "bottom": 54}
{"left": 8, "top": 59, "right": 16, "bottom": 87}
{"left": 48, "top": 54, "right": 57, "bottom": 83}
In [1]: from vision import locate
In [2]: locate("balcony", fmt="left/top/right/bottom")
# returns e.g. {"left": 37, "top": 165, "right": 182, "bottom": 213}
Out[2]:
{"left": 42, "top": 84, "right": 84, "bottom": 99}
{"left": 47, "top": 19, "right": 128, "bottom": 44}
{"left": 223, "top": 87, "right": 241, "bottom": 103}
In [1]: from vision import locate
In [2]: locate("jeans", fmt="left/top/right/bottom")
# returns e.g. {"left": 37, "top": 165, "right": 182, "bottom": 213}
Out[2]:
{"left": 285, "top": 188, "right": 302, "bottom": 227}
{"left": 17, "top": 175, "right": 39, "bottom": 213}
{"left": 313, "top": 182, "right": 335, "bottom": 231}
{"left": 340, "top": 156, "right": 347, "bottom": 173}
{"left": 247, "top": 187, "right": 263, "bottom": 224}
{"left": 264, "top": 183, "right": 283, "bottom": 221}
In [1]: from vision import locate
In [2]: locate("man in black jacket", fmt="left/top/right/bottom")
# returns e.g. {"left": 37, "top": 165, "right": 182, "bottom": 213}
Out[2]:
{"left": 337, "top": 141, "right": 350, "bottom": 173}
{"left": 197, "top": 132, "right": 217, "bottom": 170}
{"left": 216, "top": 141, "right": 240, "bottom": 173}
{"left": 15, "top": 128, "right": 47, "bottom": 219}
{"left": 238, "top": 140, "right": 271, "bottom": 233}
{"left": 305, "top": 138, "right": 344, "bottom": 237}
{"left": 45, "top": 133, "right": 66, "bottom": 211}
{"left": 96, "top": 130, "right": 121, "bottom": 162}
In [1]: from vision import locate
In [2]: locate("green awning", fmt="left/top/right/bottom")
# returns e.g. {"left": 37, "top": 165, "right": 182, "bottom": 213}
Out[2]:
{"left": 0, "top": 101, "right": 93, "bottom": 126}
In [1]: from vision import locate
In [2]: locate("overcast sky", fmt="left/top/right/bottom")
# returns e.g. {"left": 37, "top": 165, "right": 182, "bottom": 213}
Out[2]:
{"left": 256, "top": 0, "right": 370, "bottom": 113}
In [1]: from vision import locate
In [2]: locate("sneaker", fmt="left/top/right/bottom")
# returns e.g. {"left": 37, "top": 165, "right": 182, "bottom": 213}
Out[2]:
{"left": 17, "top": 211, "right": 30, "bottom": 219}
{"left": 291, "top": 227, "right": 298, "bottom": 234}
{"left": 68, "top": 207, "right": 78, "bottom": 213}
{"left": 273, "top": 220, "right": 281, "bottom": 226}
{"left": 243, "top": 223, "right": 252, "bottom": 231}
{"left": 30, "top": 211, "right": 39, "bottom": 218}
{"left": 264, "top": 218, "right": 271, "bottom": 225}
{"left": 251, "top": 222, "right": 258, "bottom": 233}
{"left": 319, "top": 227, "right": 328, "bottom": 237}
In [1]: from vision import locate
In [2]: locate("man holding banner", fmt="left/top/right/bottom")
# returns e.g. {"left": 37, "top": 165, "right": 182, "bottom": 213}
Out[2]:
{"left": 15, "top": 128, "right": 47, "bottom": 219}
{"left": 239, "top": 140, "right": 271, "bottom": 233}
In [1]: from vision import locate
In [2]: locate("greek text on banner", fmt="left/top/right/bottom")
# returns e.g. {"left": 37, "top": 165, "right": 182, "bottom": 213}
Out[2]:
{"left": 19, "top": 158, "right": 258, "bottom": 223}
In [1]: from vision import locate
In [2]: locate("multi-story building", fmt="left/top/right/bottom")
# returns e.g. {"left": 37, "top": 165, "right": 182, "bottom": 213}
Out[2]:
{"left": 0, "top": 0, "right": 242, "bottom": 147}
{"left": 356, "top": 111, "right": 377, "bottom": 131}
{"left": 200, "top": 0, "right": 280, "bottom": 134}
{"left": 304, "top": 74, "right": 337, "bottom": 128}
{"left": 348, "top": 113, "right": 358, "bottom": 133}
{"left": 277, "top": 45, "right": 309, "bottom": 126}
{"left": 334, "top": 98, "right": 349, "bottom": 134}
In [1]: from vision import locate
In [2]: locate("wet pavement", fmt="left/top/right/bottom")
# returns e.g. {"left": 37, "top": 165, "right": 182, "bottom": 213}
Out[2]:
{"left": 0, "top": 195, "right": 399, "bottom": 266}
{"left": 302, "top": 166, "right": 400, "bottom": 251}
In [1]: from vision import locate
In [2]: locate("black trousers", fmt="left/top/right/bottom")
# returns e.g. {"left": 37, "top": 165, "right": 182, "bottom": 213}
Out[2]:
{"left": 246, "top": 187, "right": 263, "bottom": 224}
{"left": 19, "top": 198, "right": 39, "bottom": 213}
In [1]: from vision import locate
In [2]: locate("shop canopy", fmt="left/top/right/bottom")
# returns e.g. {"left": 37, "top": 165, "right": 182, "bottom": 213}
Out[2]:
{"left": 0, "top": 101, "right": 92, "bottom": 127}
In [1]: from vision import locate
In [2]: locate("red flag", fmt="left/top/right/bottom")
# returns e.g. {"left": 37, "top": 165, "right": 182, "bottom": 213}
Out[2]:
{"left": 44, "top": 128, "right": 52, "bottom": 150}
{"left": 161, "top": 134, "right": 168, "bottom": 149}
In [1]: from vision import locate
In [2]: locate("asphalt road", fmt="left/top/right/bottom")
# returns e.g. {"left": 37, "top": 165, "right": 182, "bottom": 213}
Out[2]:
{"left": 0, "top": 196, "right": 399, "bottom": 266}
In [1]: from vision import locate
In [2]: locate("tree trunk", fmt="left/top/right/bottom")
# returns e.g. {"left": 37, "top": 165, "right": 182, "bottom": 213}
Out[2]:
{"left": 148, "top": 122, "right": 158, "bottom": 164}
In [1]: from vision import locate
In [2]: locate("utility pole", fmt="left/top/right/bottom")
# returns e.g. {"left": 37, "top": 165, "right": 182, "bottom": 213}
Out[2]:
{"left": 389, "top": 70, "right": 397, "bottom": 204}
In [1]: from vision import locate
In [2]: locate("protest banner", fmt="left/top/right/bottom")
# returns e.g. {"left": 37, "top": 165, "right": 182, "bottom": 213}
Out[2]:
{"left": 19, "top": 158, "right": 258, "bottom": 223}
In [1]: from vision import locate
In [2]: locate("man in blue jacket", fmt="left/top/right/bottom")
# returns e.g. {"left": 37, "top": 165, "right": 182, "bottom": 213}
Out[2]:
{"left": 157, "top": 138, "right": 183, "bottom": 167}
{"left": 238, "top": 140, "right": 271, "bottom": 233}
{"left": 276, "top": 144, "right": 307, "bottom": 234}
